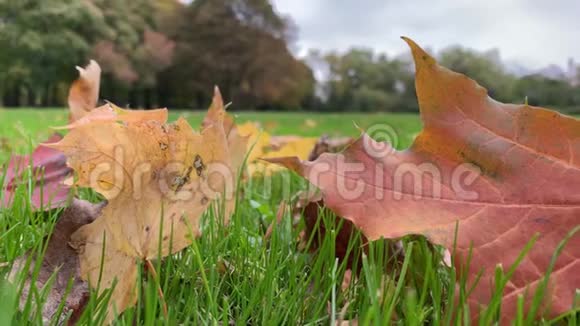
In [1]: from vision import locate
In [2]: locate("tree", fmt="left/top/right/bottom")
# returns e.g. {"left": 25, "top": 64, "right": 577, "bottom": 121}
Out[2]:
{"left": 0, "top": 0, "right": 176, "bottom": 107}
{"left": 438, "top": 46, "right": 515, "bottom": 101}
{"left": 87, "top": 0, "right": 176, "bottom": 108}
{"left": 0, "top": 0, "right": 105, "bottom": 106}
{"left": 163, "top": 0, "right": 314, "bottom": 109}
{"left": 322, "top": 49, "right": 414, "bottom": 112}
{"left": 513, "top": 75, "right": 579, "bottom": 112}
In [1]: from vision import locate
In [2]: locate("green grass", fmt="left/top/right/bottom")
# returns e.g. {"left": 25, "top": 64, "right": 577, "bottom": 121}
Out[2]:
{"left": 0, "top": 109, "right": 578, "bottom": 325}
{"left": 0, "top": 108, "right": 421, "bottom": 150}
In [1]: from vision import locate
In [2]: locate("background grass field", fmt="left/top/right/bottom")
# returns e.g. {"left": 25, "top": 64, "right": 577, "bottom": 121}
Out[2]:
{"left": 0, "top": 109, "right": 578, "bottom": 325}
{"left": 0, "top": 108, "right": 422, "bottom": 145}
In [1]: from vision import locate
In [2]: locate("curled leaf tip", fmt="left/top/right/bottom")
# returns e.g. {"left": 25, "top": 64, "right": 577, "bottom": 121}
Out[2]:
{"left": 213, "top": 85, "right": 222, "bottom": 99}
{"left": 75, "top": 60, "right": 101, "bottom": 76}
{"left": 86, "top": 60, "right": 100, "bottom": 70}
{"left": 401, "top": 37, "right": 436, "bottom": 68}
{"left": 212, "top": 86, "right": 224, "bottom": 109}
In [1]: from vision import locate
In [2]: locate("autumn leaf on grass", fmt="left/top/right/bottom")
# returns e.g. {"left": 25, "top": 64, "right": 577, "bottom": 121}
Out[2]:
{"left": 307, "top": 136, "right": 354, "bottom": 162}
{"left": 1, "top": 133, "right": 71, "bottom": 210}
{"left": 296, "top": 191, "right": 368, "bottom": 269}
{"left": 57, "top": 102, "right": 169, "bottom": 130}
{"left": 46, "top": 88, "right": 246, "bottom": 322}
{"left": 230, "top": 121, "right": 318, "bottom": 176}
{"left": 266, "top": 137, "right": 402, "bottom": 273}
{"left": 237, "top": 122, "right": 271, "bottom": 163}
{"left": 203, "top": 88, "right": 248, "bottom": 182}
{"left": 269, "top": 38, "right": 580, "bottom": 323}
{"left": 9, "top": 199, "right": 105, "bottom": 324}
{"left": 68, "top": 60, "right": 101, "bottom": 123}
{"left": 250, "top": 136, "right": 317, "bottom": 176}
{"left": 296, "top": 136, "right": 403, "bottom": 272}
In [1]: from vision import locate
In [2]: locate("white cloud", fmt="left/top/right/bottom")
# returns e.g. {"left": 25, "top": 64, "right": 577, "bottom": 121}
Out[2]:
{"left": 273, "top": 0, "right": 580, "bottom": 68}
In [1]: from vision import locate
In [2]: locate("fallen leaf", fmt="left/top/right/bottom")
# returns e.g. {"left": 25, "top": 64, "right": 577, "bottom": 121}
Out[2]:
{"left": 297, "top": 136, "right": 401, "bottom": 271}
{"left": 202, "top": 86, "right": 235, "bottom": 136}
{"left": 304, "top": 119, "right": 317, "bottom": 128}
{"left": 56, "top": 102, "right": 168, "bottom": 130}
{"left": 268, "top": 37, "right": 580, "bottom": 322}
{"left": 9, "top": 199, "right": 105, "bottom": 324}
{"left": 250, "top": 137, "right": 317, "bottom": 176}
{"left": 47, "top": 88, "right": 246, "bottom": 322}
{"left": 267, "top": 137, "right": 401, "bottom": 271}
{"left": 266, "top": 137, "right": 318, "bottom": 158}
{"left": 233, "top": 122, "right": 319, "bottom": 177}
{"left": 269, "top": 135, "right": 304, "bottom": 149}
{"left": 237, "top": 122, "right": 271, "bottom": 163}
{"left": 2, "top": 134, "right": 71, "bottom": 210}
{"left": 263, "top": 120, "right": 279, "bottom": 131}
{"left": 68, "top": 60, "right": 101, "bottom": 123}
{"left": 298, "top": 191, "right": 366, "bottom": 270}
{"left": 308, "top": 135, "right": 354, "bottom": 161}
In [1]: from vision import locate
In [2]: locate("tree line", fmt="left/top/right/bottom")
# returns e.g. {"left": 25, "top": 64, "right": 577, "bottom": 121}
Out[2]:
{"left": 1, "top": 0, "right": 579, "bottom": 113}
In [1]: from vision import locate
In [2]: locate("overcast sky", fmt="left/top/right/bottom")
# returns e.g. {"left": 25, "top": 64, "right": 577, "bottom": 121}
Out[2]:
{"left": 272, "top": 0, "right": 580, "bottom": 69}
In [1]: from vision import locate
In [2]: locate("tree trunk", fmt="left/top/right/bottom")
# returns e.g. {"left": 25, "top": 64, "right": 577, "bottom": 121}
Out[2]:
{"left": 144, "top": 88, "right": 152, "bottom": 109}
{"left": 41, "top": 83, "right": 50, "bottom": 107}
{"left": 128, "top": 88, "right": 137, "bottom": 108}
{"left": 9, "top": 84, "right": 22, "bottom": 107}
{"left": 27, "top": 85, "right": 35, "bottom": 107}
{"left": 52, "top": 85, "right": 59, "bottom": 107}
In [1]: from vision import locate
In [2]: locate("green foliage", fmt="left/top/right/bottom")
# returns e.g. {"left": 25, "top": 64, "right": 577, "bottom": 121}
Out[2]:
{"left": 0, "top": 0, "right": 314, "bottom": 110}
{"left": 314, "top": 45, "right": 580, "bottom": 113}
{"left": 162, "top": 0, "right": 314, "bottom": 110}
{"left": 0, "top": 0, "right": 167, "bottom": 107}
{"left": 438, "top": 46, "right": 515, "bottom": 101}
{"left": 513, "top": 75, "right": 580, "bottom": 113}
{"left": 0, "top": 0, "right": 103, "bottom": 105}
{"left": 1, "top": 0, "right": 580, "bottom": 113}
{"left": 321, "top": 49, "right": 416, "bottom": 112}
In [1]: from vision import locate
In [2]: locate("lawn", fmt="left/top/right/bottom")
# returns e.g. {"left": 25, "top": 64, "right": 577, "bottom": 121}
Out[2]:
{"left": 0, "top": 108, "right": 421, "bottom": 148}
{"left": 0, "top": 108, "right": 577, "bottom": 325}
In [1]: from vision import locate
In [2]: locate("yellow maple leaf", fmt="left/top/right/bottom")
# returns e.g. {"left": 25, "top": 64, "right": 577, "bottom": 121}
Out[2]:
{"left": 231, "top": 122, "right": 318, "bottom": 177}
{"left": 47, "top": 88, "right": 246, "bottom": 323}
{"left": 249, "top": 137, "right": 317, "bottom": 176}
{"left": 237, "top": 121, "right": 271, "bottom": 163}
